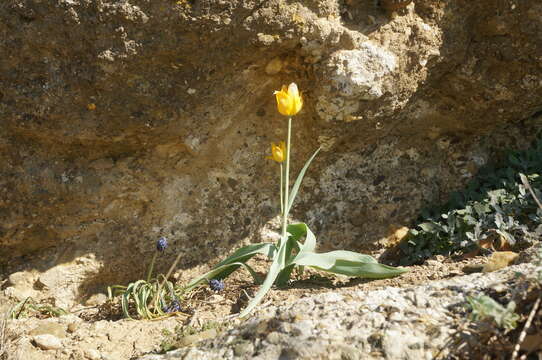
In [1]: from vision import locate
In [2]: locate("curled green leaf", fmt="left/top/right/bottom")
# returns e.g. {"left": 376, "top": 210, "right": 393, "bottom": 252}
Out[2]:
{"left": 293, "top": 251, "right": 406, "bottom": 278}
{"left": 287, "top": 147, "right": 321, "bottom": 214}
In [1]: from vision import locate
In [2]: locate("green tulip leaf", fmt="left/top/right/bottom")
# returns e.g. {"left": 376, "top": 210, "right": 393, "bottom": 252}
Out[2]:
{"left": 276, "top": 264, "right": 296, "bottom": 287}
{"left": 294, "top": 250, "right": 377, "bottom": 266}
{"left": 185, "top": 261, "right": 263, "bottom": 292}
{"left": 286, "top": 147, "right": 321, "bottom": 214}
{"left": 292, "top": 251, "right": 406, "bottom": 278}
{"left": 287, "top": 223, "right": 316, "bottom": 254}
{"left": 214, "top": 243, "right": 276, "bottom": 268}
{"left": 276, "top": 232, "right": 301, "bottom": 286}
{"left": 287, "top": 223, "right": 308, "bottom": 242}
{"left": 240, "top": 235, "right": 289, "bottom": 318}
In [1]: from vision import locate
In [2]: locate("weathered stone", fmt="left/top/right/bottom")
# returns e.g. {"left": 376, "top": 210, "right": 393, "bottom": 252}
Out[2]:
{"left": 265, "top": 57, "right": 283, "bottom": 75}
{"left": 67, "top": 322, "right": 78, "bottom": 333}
{"left": 326, "top": 43, "right": 397, "bottom": 100}
{"left": 135, "top": 263, "right": 537, "bottom": 360}
{"left": 84, "top": 293, "right": 108, "bottom": 307}
{"left": 1, "top": 0, "right": 542, "bottom": 318}
{"left": 37, "top": 260, "right": 101, "bottom": 308}
{"left": 482, "top": 251, "right": 519, "bottom": 272}
{"left": 233, "top": 341, "right": 254, "bottom": 357}
{"left": 265, "top": 331, "right": 282, "bottom": 345}
{"left": 29, "top": 322, "right": 67, "bottom": 339}
{"left": 4, "top": 271, "right": 39, "bottom": 301}
{"left": 33, "top": 334, "right": 63, "bottom": 351}
{"left": 84, "top": 348, "right": 102, "bottom": 360}
{"left": 179, "top": 329, "right": 218, "bottom": 347}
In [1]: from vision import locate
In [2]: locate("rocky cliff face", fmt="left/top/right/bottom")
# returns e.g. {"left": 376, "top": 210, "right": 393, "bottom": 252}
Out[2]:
{"left": 1, "top": 0, "right": 542, "bottom": 305}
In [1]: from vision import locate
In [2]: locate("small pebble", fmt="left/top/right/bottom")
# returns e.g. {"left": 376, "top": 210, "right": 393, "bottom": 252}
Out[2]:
{"left": 67, "top": 323, "right": 78, "bottom": 333}
{"left": 266, "top": 331, "right": 282, "bottom": 344}
{"left": 179, "top": 329, "right": 217, "bottom": 347}
{"left": 233, "top": 341, "right": 254, "bottom": 356}
{"left": 425, "top": 260, "right": 442, "bottom": 268}
{"left": 85, "top": 348, "right": 101, "bottom": 360}
{"left": 29, "top": 322, "right": 67, "bottom": 338}
{"left": 483, "top": 251, "right": 519, "bottom": 272}
{"left": 85, "top": 293, "right": 107, "bottom": 307}
{"left": 33, "top": 334, "right": 62, "bottom": 350}
{"left": 265, "top": 57, "right": 283, "bottom": 75}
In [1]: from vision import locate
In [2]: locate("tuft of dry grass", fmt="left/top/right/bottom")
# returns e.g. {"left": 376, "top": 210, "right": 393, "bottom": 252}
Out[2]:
{"left": 0, "top": 311, "right": 9, "bottom": 360}
{"left": 0, "top": 310, "right": 20, "bottom": 360}
{"left": 0, "top": 315, "right": 5, "bottom": 360}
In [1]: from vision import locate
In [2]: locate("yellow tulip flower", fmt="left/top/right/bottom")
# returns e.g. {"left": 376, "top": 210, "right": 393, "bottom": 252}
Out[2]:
{"left": 274, "top": 82, "right": 303, "bottom": 116}
{"left": 266, "top": 141, "right": 286, "bottom": 163}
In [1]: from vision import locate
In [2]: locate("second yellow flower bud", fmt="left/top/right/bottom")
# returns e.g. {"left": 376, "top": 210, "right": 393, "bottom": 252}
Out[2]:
{"left": 267, "top": 141, "right": 286, "bottom": 163}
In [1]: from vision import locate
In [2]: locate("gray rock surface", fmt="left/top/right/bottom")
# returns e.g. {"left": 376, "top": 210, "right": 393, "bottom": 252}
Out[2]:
{"left": 326, "top": 43, "right": 397, "bottom": 100}
{"left": 2, "top": 0, "right": 542, "bottom": 314}
{"left": 5, "top": 314, "right": 182, "bottom": 360}
{"left": 138, "top": 263, "right": 536, "bottom": 360}
{"left": 33, "top": 334, "right": 63, "bottom": 351}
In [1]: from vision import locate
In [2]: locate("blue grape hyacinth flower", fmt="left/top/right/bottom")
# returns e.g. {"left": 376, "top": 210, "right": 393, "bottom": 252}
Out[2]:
{"left": 156, "top": 237, "right": 168, "bottom": 252}
{"left": 209, "top": 279, "right": 225, "bottom": 292}
{"left": 163, "top": 299, "right": 181, "bottom": 313}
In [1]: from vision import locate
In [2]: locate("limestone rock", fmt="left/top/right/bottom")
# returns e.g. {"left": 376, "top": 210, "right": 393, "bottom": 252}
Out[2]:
{"left": 8, "top": 271, "right": 35, "bottom": 287}
{"left": 265, "top": 57, "right": 283, "bottom": 75}
{"left": 85, "top": 293, "right": 108, "bottom": 307}
{"left": 29, "top": 322, "right": 67, "bottom": 339}
{"left": 179, "top": 329, "right": 218, "bottom": 347}
{"left": 84, "top": 348, "right": 102, "bottom": 360}
{"left": 1, "top": 0, "right": 542, "bottom": 313}
{"left": 233, "top": 341, "right": 254, "bottom": 357}
{"left": 33, "top": 334, "right": 63, "bottom": 351}
{"left": 482, "top": 251, "right": 519, "bottom": 273}
{"left": 4, "top": 271, "right": 39, "bottom": 301}
{"left": 136, "top": 263, "right": 536, "bottom": 360}
{"left": 326, "top": 43, "right": 397, "bottom": 100}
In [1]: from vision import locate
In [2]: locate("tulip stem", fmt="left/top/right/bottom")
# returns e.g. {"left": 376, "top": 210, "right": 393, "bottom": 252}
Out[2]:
{"left": 281, "top": 117, "right": 292, "bottom": 245}
{"left": 146, "top": 252, "right": 158, "bottom": 283}
{"left": 280, "top": 163, "right": 284, "bottom": 217}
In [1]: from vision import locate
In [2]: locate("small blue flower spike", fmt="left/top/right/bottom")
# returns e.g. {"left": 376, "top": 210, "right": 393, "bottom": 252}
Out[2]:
{"left": 163, "top": 299, "right": 182, "bottom": 313}
{"left": 156, "top": 237, "right": 168, "bottom": 252}
{"left": 209, "top": 279, "right": 225, "bottom": 292}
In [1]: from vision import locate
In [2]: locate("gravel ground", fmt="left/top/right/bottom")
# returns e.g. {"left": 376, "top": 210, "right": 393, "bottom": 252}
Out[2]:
{"left": 139, "top": 260, "right": 540, "bottom": 360}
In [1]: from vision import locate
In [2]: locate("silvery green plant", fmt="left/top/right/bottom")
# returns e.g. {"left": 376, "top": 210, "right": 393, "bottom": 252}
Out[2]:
{"left": 9, "top": 297, "right": 67, "bottom": 319}
{"left": 467, "top": 295, "right": 519, "bottom": 332}
{"left": 108, "top": 237, "right": 183, "bottom": 319}
{"left": 187, "top": 82, "right": 407, "bottom": 317}
{"left": 401, "top": 138, "right": 542, "bottom": 265}
{"left": 536, "top": 245, "right": 542, "bottom": 284}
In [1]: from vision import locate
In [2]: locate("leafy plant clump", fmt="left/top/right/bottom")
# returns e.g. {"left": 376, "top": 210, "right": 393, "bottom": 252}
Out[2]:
{"left": 449, "top": 270, "right": 542, "bottom": 359}
{"left": 467, "top": 294, "right": 520, "bottom": 332}
{"left": 108, "top": 276, "right": 182, "bottom": 320}
{"left": 9, "top": 297, "right": 68, "bottom": 319}
{"left": 536, "top": 245, "right": 542, "bottom": 284}
{"left": 108, "top": 237, "right": 185, "bottom": 319}
{"left": 160, "top": 321, "right": 224, "bottom": 353}
{"left": 399, "top": 137, "right": 542, "bottom": 265}
{"left": 187, "top": 82, "right": 406, "bottom": 317}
